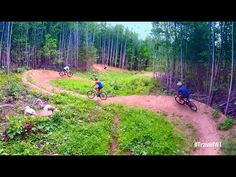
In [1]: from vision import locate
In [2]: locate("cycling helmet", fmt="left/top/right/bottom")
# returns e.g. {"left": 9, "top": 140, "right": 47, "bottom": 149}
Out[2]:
{"left": 177, "top": 81, "right": 182, "bottom": 86}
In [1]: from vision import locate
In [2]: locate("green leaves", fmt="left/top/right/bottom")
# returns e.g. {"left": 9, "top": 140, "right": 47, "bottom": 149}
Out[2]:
{"left": 218, "top": 118, "right": 235, "bottom": 130}
{"left": 53, "top": 70, "right": 155, "bottom": 96}
{"left": 42, "top": 34, "right": 59, "bottom": 59}
{"left": 108, "top": 105, "right": 184, "bottom": 155}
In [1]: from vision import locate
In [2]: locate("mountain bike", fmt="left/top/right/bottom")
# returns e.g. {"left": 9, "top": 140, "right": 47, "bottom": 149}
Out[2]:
{"left": 59, "top": 70, "right": 73, "bottom": 77}
{"left": 175, "top": 95, "right": 197, "bottom": 112}
{"left": 87, "top": 88, "right": 107, "bottom": 100}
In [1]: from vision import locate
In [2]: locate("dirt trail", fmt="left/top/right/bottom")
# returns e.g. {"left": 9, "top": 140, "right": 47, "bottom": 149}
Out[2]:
{"left": 22, "top": 69, "right": 224, "bottom": 155}
{"left": 109, "top": 116, "right": 120, "bottom": 155}
{"left": 22, "top": 70, "right": 88, "bottom": 98}
{"left": 93, "top": 64, "right": 128, "bottom": 73}
{"left": 93, "top": 64, "right": 154, "bottom": 77}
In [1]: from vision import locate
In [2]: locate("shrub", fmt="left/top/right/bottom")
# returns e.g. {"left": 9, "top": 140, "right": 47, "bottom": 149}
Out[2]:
{"left": 212, "top": 109, "right": 221, "bottom": 119}
{"left": 221, "top": 131, "right": 236, "bottom": 155}
{"left": 218, "top": 118, "right": 234, "bottom": 130}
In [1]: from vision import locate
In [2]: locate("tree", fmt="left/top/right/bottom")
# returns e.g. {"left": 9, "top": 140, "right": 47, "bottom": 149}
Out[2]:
{"left": 225, "top": 22, "right": 234, "bottom": 115}
{"left": 208, "top": 22, "right": 216, "bottom": 105}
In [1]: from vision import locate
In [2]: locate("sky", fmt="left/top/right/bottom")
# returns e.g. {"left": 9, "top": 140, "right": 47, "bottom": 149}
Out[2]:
{"left": 106, "top": 22, "right": 153, "bottom": 40}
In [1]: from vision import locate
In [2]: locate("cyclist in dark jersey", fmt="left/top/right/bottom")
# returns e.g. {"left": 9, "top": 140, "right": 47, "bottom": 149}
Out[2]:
{"left": 104, "top": 64, "right": 107, "bottom": 70}
{"left": 177, "top": 81, "right": 190, "bottom": 100}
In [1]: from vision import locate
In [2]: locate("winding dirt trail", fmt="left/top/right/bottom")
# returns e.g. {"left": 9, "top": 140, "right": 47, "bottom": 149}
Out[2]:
{"left": 22, "top": 67, "right": 225, "bottom": 155}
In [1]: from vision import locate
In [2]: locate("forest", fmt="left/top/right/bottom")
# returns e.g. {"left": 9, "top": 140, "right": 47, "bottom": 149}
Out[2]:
{"left": 0, "top": 21, "right": 235, "bottom": 118}
{"left": 0, "top": 21, "right": 236, "bottom": 155}
{"left": 0, "top": 22, "right": 155, "bottom": 72}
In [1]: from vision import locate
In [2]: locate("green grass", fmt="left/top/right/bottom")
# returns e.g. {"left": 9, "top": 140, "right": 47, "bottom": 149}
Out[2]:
{"left": 0, "top": 69, "right": 190, "bottom": 155}
{"left": 218, "top": 117, "right": 235, "bottom": 130}
{"left": 0, "top": 71, "right": 28, "bottom": 100}
{"left": 0, "top": 91, "right": 192, "bottom": 155}
{"left": 211, "top": 109, "right": 221, "bottom": 119}
{"left": 221, "top": 130, "right": 236, "bottom": 155}
{"left": 52, "top": 70, "right": 156, "bottom": 96}
{"left": 0, "top": 93, "right": 114, "bottom": 155}
{"left": 104, "top": 104, "right": 185, "bottom": 155}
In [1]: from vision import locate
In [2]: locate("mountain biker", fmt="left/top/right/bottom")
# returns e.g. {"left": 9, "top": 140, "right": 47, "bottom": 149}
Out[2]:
{"left": 93, "top": 77, "right": 104, "bottom": 96}
{"left": 177, "top": 81, "right": 190, "bottom": 101}
{"left": 104, "top": 64, "right": 107, "bottom": 70}
{"left": 64, "top": 64, "right": 70, "bottom": 73}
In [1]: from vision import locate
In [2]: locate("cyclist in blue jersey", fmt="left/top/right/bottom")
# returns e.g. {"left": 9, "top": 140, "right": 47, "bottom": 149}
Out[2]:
{"left": 177, "top": 81, "right": 190, "bottom": 100}
{"left": 93, "top": 77, "right": 104, "bottom": 96}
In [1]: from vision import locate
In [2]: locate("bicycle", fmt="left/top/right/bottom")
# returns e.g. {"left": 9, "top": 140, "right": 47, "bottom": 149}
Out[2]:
{"left": 87, "top": 88, "right": 107, "bottom": 100}
{"left": 59, "top": 70, "right": 73, "bottom": 77}
{"left": 175, "top": 95, "right": 198, "bottom": 112}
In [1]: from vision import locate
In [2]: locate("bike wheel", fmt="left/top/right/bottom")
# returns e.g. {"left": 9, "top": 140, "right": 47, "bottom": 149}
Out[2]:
{"left": 67, "top": 71, "right": 73, "bottom": 77}
{"left": 59, "top": 71, "right": 65, "bottom": 77}
{"left": 99, "top": 92, "right": 107, "bottom": 100}
{"left": 175, "top": 95, "right": 185, "bottom": 105}
{"left": 188, "top": 101, "right": 198, "bottom": 112}
{"left": 87, "top": 90, "right": 96, "bottom": 99}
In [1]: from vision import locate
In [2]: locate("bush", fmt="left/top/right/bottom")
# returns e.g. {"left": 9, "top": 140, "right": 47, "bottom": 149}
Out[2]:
{"left": 212, "top": 109, "right": 221, "bottom": 119}
{"left": 221, "top": 131, "right": 236, "bottom": 155}
{"left": 218, "top": 118, "right": 234, "bottom": 130}
{"left": 0, "top": 86, "right": 5, "bottom": 101}
{"left": 106, "top": 105, "right": 184, "bottom": 155}
{"left": 6, "top": 80, "right": 25, "bottom": 99}
{"left": 5, "top": 116, "right": 25, "bottom": 140}
{"left": 53, "top": 70, "right": 155, "bottom": 96}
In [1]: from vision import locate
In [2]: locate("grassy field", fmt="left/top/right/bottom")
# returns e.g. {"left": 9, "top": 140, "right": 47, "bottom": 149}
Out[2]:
{"left": 0, "top": 90, "right": 190, "bottom": 155}
{"left": 52, "top": 70, "right": 156, "bottom": 96}
{"left": 0, "top": 69, "right": 195, "bottom": 155}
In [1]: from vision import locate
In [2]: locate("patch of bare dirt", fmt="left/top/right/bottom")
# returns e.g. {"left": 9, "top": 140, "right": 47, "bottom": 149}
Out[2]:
{"left": 109, "top": 116, "right": 120, "bottom": 155}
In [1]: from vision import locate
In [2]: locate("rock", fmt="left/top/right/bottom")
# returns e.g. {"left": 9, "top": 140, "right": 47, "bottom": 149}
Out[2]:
{"left": 43, "top": 104, "right": 55, "bottom": 112}
{"left": 39, "top": 110, "right": 53, "bottom": 117}
{"left": 5, "top": 97, "right": 14, "bottom": 104}
{"left": 19, "top": 96, "right": 25, "bottom": 100}
{"left": 24, "top": 106, "right": 37, "bottom": 116}
{"left": 33, "top": 98, "right": 44, "bottom": 108}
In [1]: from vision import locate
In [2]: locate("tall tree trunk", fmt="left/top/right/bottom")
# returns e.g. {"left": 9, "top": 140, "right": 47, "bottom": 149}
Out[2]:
{"left": 122, "top": 38, "right": 127, "bottom": 69}
{"left": 66, "top": 31, "right": 71, "bottom": 65}
{"left": 119, "top": 42, "right": 123, "bottom": 68}
{"left": 180, "top": 23, "right": 183, "bottom": 81}
{"left": 114, "top": 30, "right": 119, "bottom": 67}
{"left": 109, "top": 33, "right": 114, "bottom": 66}
{"left": 0, "top": 22, "right": 5, "bottom": 67}
{"left": 107, "top": 31, "right": 111, "bottom": 65}
{"left": 225, "top": 22, "right": 234, "bottom": 115}
{"left": 208, "top": 22, "right": 216, "bottom": 105}
{"left": 85, "top": 23, "right": 88, "bottom": 47}
{"left": 6, "top": 22, "right": 13, "bottom": 74}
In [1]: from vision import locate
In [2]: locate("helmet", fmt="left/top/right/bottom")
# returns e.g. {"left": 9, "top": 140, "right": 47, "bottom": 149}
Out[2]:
{"left": 177, "top": 81, "right": 182, "bottom": 86}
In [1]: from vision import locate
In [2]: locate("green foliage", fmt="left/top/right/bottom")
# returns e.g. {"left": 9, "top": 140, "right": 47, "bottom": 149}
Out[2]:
{"left": 1, "top": 91, "right": 190, "bottom": 155}
{"left": 218, "top": 118, "right": 235, "bottom": 130}
{"left": 0, "top": 72, "right": 26, "bottom": 100}
{"left": 6, "top": 79, "right": 25, "bottom": 99}
{"left": 79, "top": 46, "right": 98, "bottom": 70}
{"left": 3, "top": 141, "right": 42, "bottom": 155}
{"left": 50, "top": 93, "right": 95, "bottom": 119}
{"left": 105, "top": 104, "right": 184, "bottom": 155}
{"left": 212, "top": 109, "right": 221, "bottom": 119}
{"left": 0, "top": 86, "right": 5, "bottom": 101}
{"left": 221, "top": 131, "right": 236, "bottom": 155}
{"left": 42, "top": 34, "right": 59, "bottom": 60}
{"left": 53, "top": 70, "right": 155, "bottom": 96}
{"left": 6, "top": 117, "right": 24, "bottom": 140}
{"left": 46, "top": 119, "right": 111, "bottom": 155}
